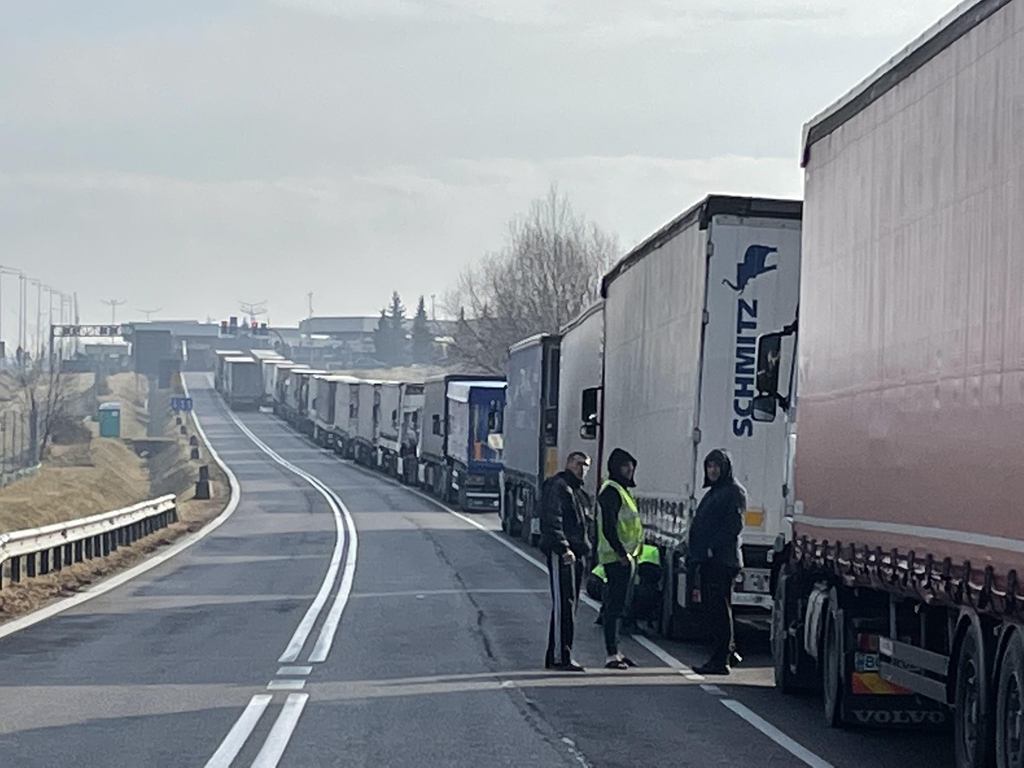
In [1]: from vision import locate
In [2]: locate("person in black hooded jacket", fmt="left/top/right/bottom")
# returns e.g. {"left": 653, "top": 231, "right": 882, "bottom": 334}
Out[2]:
{"left": 688, "top": 448, "right": 746, "bottom": 675}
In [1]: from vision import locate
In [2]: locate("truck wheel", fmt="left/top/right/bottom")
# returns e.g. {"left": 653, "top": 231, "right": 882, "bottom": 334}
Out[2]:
{"left": 822, "top": 597, "right": 843, "bottom": 728}
{"left": 997, "top": 631, "right": 1024, "bottom": 768}
{"left": 956, "top": 623, "right": 994, "bottom": 768}
{"left": 773, "top": 572, "right": 815, "bottom": 694}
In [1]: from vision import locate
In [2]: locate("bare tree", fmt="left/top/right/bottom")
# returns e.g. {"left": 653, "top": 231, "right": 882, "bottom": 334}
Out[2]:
{"left": 17, "top": 360, "right": 73, "bottom": 460}
{"left": 445, "top": 186, "right": 619, "bottom": 372}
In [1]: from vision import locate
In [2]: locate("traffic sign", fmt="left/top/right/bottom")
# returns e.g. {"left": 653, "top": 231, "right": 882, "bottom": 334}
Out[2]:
{"left": 171, "top": 397, "right": 193, "bottom": 412}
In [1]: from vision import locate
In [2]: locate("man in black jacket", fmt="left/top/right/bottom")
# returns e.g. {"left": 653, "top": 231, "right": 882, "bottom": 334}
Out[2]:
{"left": 540, "top": 451, "right": 592, "bottom": 672}
{"left": 688, "top": 449, "right": 746, "bottom": 675}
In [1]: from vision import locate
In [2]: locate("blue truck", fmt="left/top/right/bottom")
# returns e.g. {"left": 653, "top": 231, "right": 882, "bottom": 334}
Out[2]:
{"left": 419, "top": 375, "right": 506, "bottom": 512}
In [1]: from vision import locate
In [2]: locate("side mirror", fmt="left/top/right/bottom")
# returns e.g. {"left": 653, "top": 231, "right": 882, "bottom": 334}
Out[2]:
{"left": 581, "top": 387, "right": 600, "bottom": 423}
{"left": 751, "top": 395, "right": 777, "bottom": 423}
{"left": 756, "top": 332, "right": 783, "bottom": 397}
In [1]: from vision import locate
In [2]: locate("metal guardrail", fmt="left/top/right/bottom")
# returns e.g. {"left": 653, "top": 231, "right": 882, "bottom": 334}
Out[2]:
{"left": 0, "top": 494, "right": 177, "bottom": 588}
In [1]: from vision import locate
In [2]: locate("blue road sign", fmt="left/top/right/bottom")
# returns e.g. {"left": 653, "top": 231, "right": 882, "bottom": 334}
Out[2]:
{"left": 171, "top": 397, "right": 193, "bottom": 412}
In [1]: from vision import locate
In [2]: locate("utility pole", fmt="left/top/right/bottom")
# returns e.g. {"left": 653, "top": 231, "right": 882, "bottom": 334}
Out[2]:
{"left": 137, "top": 307, "right": 162, "bottom": 321}
{"left": 307, "top": 292, "right": 314, "bottom": 319}
{"left": 101, "top": 299, "right": 126, "bottom": 325}
{"left": 0, "top": 265, "right": 22, "bottom": 361}
{"left": 430, "top": 294, "right": 436, "bottom": 321}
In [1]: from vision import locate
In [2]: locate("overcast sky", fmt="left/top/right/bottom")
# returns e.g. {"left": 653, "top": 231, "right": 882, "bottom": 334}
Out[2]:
{"left": 0, "top": 0, "right": 958, "bottom": 344}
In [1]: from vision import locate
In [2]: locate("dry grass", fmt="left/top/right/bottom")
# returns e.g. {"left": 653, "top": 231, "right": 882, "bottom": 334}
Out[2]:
{"left": 0, "top": 372, "right": 232, "bottom": 620}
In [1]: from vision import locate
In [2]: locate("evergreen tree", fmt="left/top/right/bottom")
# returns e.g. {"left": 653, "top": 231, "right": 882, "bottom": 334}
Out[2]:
{"left": 373, "top": 308, "right": 393, "bottom": 365}
{"left": 411, "top": 295, "right": 433, "bottom": 364}
{"left": 388, "top": 291, "right": 408, "bottom": 365}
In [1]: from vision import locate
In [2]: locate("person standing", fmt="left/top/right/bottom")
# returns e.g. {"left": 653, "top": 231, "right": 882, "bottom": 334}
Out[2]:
{"left": 596, "top": 448, "right": 643, "bottom": 670}
{"left": 540, "top": 451, "right": 592, "bottom": 672}
{"left": 688, "top": 449, "right": 746, "bottom": 675}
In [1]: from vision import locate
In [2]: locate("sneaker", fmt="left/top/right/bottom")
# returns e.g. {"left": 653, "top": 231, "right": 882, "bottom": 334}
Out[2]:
{"left": 621, "top": 656, "right": 638, "bottom": 668}
{"left": 549, "top": 660, "right": 586, "bottom": 673}
{"left": 730, "top": 652, "right": 743, "bottom": 667}
{"left": 605, "top": 655, "right": 629, "bottom": 670}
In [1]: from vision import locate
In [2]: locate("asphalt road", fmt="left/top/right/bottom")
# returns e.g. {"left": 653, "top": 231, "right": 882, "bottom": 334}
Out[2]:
{"left": 0, "top": 375, "right": 955, "bottom": 767}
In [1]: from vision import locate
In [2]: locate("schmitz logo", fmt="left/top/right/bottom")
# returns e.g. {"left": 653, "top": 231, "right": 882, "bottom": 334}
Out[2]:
{"left": 730, "top": 244, "right": 777, "bottom": 437}
{"left": 723, "top": 245, "right": 777, "bottom": 294}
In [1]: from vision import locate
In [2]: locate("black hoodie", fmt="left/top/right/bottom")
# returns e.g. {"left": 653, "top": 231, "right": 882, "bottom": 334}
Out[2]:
{"left": 687, "top": 449, "right": 746, "bottom": 570}
{"left": 597, "top": 448, "right": 638, "bottom": 561}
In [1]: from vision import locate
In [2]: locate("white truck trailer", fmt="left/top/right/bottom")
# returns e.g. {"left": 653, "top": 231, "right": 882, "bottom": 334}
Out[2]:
{"left": 599, "top": 194, "right": 802, "bottom": 634}
{"left": 223, "top": 356, "right": 263, "bottom": 411}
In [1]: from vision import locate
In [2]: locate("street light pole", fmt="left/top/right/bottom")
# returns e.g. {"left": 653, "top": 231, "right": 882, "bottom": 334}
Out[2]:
{"left": 0, "top": 265, "right": 23, "bottom": 362}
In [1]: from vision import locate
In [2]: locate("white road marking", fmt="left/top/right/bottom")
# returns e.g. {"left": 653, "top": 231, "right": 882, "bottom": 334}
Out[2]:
{"left": 251, "top": 693, "right": 310, "bottom": 768}
{"left": 721, "top": 699, "right": 834, "bottom": 768}
{"left": 0, "top": 376, "right": 242, "bottom": 642}
{"left": 700, "top": 684, "right": 726, "bottom": 696}
{"left": 203, "top": 694, "right": 272, "bottom": 768}
{"left": 218, "top": 410, "right": 352, "bottom": 665}
{"left": 277, "top": 666, "right": 313, "bottom": 676}
{"left": 307, "top": 481, "right": 358, "bottom": 663}
{"left": 267, "top": 679, "right": 306, "bottom": 691}
{"left": 339, "top": 460, "right": 834, "bottom": 768}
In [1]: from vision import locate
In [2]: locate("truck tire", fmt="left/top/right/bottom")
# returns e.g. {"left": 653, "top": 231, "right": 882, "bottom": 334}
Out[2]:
{"left": 996, "top": 630, "right": 1024, "bottom": 768}
{"left": 956, "top": 622, "right": 994, "bottom": 768}
{"left": 822, "top": 595, "right": 843, "bottom": 728}
{"left": 773, "top": 572, "right": 816, "bottom": 694}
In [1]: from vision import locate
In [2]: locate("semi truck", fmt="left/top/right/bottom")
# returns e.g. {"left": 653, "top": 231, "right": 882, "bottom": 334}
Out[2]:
{"left": 223, "top": 356, "right": 263, "bottom": 411}
{"left": 753, "top": 1, "right": 1023, "bottom": 761}
{"left": 377, "top": 381, "right": 424, "bottom": 483}
{"left": 353, "top": 380, "right": 381, "bottom": 467}
{"left": 500, "top": 334, "right": 561, "bottom": 542}
{"left": 557, "top": 301, "right": 604, "bottom": 504}
{"left": 420, "top": 375, "right": 506, "bottom": 511}
{"left": 599, "top": 194, "right": 802, "bottom": 635}
{"left": 311, "top": 374, "right": 357, "bottom": 450}
{"left": 331, "top": 376, "right": 361, "bottom": 459}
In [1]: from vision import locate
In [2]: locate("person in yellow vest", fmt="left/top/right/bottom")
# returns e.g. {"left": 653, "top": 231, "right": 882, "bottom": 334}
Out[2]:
{"left": 596, "top": 448, "right": 642, "bottom": 669}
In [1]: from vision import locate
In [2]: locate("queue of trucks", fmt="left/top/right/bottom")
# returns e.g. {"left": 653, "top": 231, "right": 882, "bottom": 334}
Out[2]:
{"left": 207, "top": 2, "right": 1020, "bottom": 762}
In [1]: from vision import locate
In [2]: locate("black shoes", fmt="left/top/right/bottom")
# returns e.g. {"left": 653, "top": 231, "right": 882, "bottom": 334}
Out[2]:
{"left": 546, "top": 660, "right": 586, "bottom": 672}
{"left": 693, "top": 662, "right": 730, "bottom": 675}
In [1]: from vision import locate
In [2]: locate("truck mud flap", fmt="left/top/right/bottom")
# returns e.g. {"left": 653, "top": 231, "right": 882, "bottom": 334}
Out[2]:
{"left": 841, "top": 691, "right": 949, "bottom": 729}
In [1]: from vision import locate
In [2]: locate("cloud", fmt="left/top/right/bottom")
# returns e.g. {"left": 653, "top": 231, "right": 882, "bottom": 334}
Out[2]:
{"left": 0, "top": 153, "right": 800, "bottom": 324}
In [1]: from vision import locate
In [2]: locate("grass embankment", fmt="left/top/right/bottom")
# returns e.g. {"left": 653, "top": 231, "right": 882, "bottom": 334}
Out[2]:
{"left": 0, "top": 373, "right": 229, "bottom": 619}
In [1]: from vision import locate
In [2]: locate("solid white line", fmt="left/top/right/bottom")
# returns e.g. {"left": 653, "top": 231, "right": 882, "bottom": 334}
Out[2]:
{"left": 307, "top": 480, "right": 358, "bottom": 662}
{"left": 721, "top": 699, "right": 834, "bottom": 768}
{"left": 251, "top": 693, "right": 310, "bottom": 768}
{"left": 267, "top": 679, "right": 306, "bottom": 691}
{"left": 277, "top": 666, "right": 313, "bottom": 676}
{"left": 631, "top": 634, "right": 692, "bottom": 672}
{"left": 218, "top": 410, "right": 349, "bottom": 665}
{"left": 203, "top": 694, "right": 272, "bottom": 768}
{"left": 0, "top": 376, "right": 242, "bottom": 642}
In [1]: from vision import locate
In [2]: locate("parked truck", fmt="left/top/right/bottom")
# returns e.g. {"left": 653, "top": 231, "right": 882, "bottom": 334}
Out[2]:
{"left": 353, "top": 380, "right": 381, "bottom": 467}
{"left": 599, "top": 194, "right": 802, "bottom": 635}
{"left": 557, "top": 301, "right": 604, "bottom": 504}
{"left": 420, "top": 375, "right": 506, "bottom": 511}
{"left": 377, "top": 381, "right": 424, "bottom": 482}
{"left": 753, "top": 2, "right": 1022, "bottom": 760}
{"left": 311, "top": 374, "right": 356, "bottom": 450}
{"left": 501, "top": 334, "right": 561, "bottom": 542}
{"left": 223, "top": 356, "right": 263, "bottom": 411}
{"left": 332, "top": 376, "right": 361, "bottom": 459}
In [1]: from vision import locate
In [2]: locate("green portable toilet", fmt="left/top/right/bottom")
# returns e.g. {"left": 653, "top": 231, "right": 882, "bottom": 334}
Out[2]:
{"left": 98, "top": 402, "right": 121, "bottom": 438}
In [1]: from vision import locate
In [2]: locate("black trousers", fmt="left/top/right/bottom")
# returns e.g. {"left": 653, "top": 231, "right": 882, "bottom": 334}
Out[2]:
{"left": 700, "top": 562, "right": 738, "bottom": 665}
{"left": 546, "top": 552, "right": 584, "bottom": 666}
{"left": 602, "top": 560, "right": 634, "bottom": 656}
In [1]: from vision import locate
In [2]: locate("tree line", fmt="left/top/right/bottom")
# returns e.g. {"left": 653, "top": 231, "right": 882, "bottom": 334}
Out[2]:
{"left": 374, "top": 185, "right": 620, "bottom": 373}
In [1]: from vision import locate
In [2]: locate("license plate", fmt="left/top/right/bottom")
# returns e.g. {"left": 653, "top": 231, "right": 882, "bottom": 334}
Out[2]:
{"left": 742, "top": 569, "right": 771, "bottom": 594}
{"left": 855, "top": 652, "right": 880, "bottom": 673}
